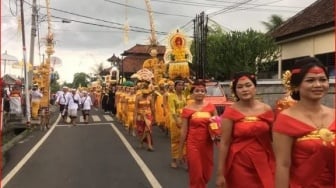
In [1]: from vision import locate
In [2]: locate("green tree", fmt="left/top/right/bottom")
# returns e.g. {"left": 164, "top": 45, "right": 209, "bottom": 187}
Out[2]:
{"left": 50, "top": 71, "right": 61, "bottom": 93}
{"left": 262, "top": 14, "right": 284, "bottom": 32}
{"left": 62, "top": 82, "right": 73, "bottom": 88}
{"left": 205, "top": 28, "right": 279, "bottom": 80}
{"left": 72, "top": 72, "right": 90, "bottom": 88}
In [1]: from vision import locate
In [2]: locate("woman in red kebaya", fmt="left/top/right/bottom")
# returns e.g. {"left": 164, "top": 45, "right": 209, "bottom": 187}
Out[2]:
{"left": 273, "top": 57, "right": 335, "bottom": 188}
{"left": 179, "top": 80, "right": 218, "bottom": 188}
{"left": 216, "top": 72, "right": 275, "bottom": 188}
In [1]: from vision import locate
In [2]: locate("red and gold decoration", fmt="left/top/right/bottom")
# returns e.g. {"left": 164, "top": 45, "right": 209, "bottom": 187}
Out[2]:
{"left": 275, "top": 70, "right": 297, "bottom": 113}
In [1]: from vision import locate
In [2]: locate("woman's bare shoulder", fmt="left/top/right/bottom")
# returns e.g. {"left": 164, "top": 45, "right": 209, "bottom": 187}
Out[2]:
{"left": 258, "top": 101, "right": 272, "bottom": 111}
{"left": 323, "top": 105, "right": 335, "bottom": 116}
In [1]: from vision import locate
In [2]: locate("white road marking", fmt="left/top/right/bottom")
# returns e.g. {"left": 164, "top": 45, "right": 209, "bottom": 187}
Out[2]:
{"left": 2, "top": 115, "right": 61, "bottom": 187}
{"left": 91, "top": 115, "right": 100, "bottom": 122}
{"left": 3, "top": 115, "right": 160, "bottom": 187}
{"left": 79, "top": 116, "right": 84, "bottom": 122}
{"left": 103, "top": 115, "right": 113, "bottom": 121}
{"left": 110, "top": 123, "right": 162, "bottom": 188}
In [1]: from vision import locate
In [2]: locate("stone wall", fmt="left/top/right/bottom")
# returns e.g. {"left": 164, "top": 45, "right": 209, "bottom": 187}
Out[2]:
{"left": 220, "top": 80, "right": 335, "bottom": 108}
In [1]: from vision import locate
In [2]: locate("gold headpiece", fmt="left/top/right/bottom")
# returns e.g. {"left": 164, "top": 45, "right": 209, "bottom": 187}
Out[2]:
{"left": 167, "top": 80, "right": 174, "bottom": 86}
{"left": 141, "top": 88, "right": 152, "bottom": 94}
{"left": 158, "top": 78, "right": 167, "bottom": 86}
{"left": 282, "top": 70, "right": 292, "bottom": 91}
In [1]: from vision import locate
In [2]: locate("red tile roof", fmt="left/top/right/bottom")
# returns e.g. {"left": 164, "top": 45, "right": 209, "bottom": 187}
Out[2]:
{"left": 122, "top": 44, "right": 166, "bottom": 55}
{"left": 104, "top": 44, "right": 166, "bottom": 74}
{"left": 122, "top": 56, "right": 148, "bottom": 73}
{"left": 121, "top": 44, "right": 166, "bottom": 73}
{"left": 271, "top": 0, "right": 334, "bottom": 41}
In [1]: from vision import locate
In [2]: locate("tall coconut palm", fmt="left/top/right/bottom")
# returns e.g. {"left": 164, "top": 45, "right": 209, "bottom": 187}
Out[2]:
{"left": 91, "top": 62, "right": 105, "bottom": 76}
{"left": 262, "top": 14, "right": 284, "bottom": 32}
{"left": 91, "top": 62, "right": 109, "bottom": 82}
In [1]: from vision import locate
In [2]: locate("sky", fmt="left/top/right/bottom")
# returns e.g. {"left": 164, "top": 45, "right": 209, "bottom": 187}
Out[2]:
{"left": 1, "top": 0, "right": 317, "bottom": 83}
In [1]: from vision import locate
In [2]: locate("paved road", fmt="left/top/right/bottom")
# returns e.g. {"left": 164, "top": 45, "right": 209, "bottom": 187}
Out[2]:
{"left": 2, "top": 108, "right": 218, "bottom": 188}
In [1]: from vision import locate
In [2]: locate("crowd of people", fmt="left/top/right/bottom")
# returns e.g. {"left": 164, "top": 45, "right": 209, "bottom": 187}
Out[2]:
{"left": 52, "top": 57, "right": 334, "bottom": 188}
{"left": 55, "top": 86, "right": 93, "bottom": 126}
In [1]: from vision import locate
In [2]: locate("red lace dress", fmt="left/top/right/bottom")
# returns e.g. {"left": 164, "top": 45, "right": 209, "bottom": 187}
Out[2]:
{"left": 221, "top": 106, "right": 275, "bottom": 188}
{"left": 273, "top": 113, "right": 335, "bottom": 188}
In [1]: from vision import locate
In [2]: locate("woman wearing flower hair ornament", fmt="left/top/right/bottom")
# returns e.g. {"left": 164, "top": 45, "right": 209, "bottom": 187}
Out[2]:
{"left": 178, "top": 80, "right": 218, "bottom": 188}
{"left": 273, "top": 57, "right": 335, "bottom": 188}
{"left": 216, "top": 72, "right": 275, "bottom": 188}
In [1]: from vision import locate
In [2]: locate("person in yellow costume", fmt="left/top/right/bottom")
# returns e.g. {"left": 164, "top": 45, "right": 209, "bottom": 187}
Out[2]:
{"left": 183, "top": 77, "right": 194, "bottom": 105}
{"left": 134, "top": 87, "right": 155, "bottom": 151}
{"left": 153, "top": 79, "right": 167, "bottom": 131}
{"left": 30, "top": 84, "right": 43, "bottom": 119}
{"left": 163, "top": 80, "right": 175, "bottom": 134}
{"left": 121, "top": 86, "right": 130, "bottom": 126}
{"left": 142, "top": 48, "right": 157, "bottom": 73}
{"left": 119, "top": 86, "right": 128, "bottom": 124}
{"left": 115, "top": 85, "right": 122, "bottom": 121}
{"left": 125, "top": 85, "right": 137, "bottom": 136}
{"left": 168, "top": 79, "right": 187, "bottom": 168}
{"left": 142, "top": 48, "right": 166, "bottom": 85}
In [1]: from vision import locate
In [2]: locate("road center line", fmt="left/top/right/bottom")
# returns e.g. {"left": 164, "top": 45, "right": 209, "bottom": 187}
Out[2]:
{"left": 109, "top": 123, "right": 162, "bottom": 188}
{"left": 2, "top": 115, "right": 61, "bottom": 187}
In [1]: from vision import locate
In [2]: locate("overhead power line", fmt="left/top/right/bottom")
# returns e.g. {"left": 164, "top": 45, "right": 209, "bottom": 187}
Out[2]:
{"left": 37, "top": 6, "right": 158, "bottom": 33}
{"left": 208, "top": 0, "right": 254, "bottom": 17}
{"left": 104, "top": 0, "right": 192, "bottom": 18}
{"left": 48, "top": 15, "right": 168, "bottom": 36}
{"left": 153, "top": 0, "right": 305, "bottom": 10}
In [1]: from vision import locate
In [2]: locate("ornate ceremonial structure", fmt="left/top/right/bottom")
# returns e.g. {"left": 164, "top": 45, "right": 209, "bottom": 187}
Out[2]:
{"left": 163, "top": 29, "right": 192, "bottom": 80}
{"left": 31, "top": 0, "right": 53, "bottom": 124}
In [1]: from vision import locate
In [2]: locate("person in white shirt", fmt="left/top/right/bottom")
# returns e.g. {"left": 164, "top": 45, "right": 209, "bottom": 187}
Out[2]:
{"left": 56, "top": 86, "right": 69, "bottom": 123}
{"left": 81, "top": 91, "right": 93, "bottom": 124}
{"left": 66, "top": 88, "right": 81, "bottom": 126}
{"left": 31, "top": 84, "right": 43, "bottom": 119}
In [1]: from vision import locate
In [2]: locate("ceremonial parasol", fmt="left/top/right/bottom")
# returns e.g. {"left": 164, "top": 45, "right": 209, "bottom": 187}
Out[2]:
{"left": 50, "top": 56, "right": 62, "bottom": 67}
{"left": 12, "top": 60, "right": 33, "bottom": 70}
{"left": 1, "top": 51, "right": 18, "bottom": 75}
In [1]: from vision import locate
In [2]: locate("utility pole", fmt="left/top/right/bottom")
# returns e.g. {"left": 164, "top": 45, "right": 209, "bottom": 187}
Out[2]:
{"left": 29, "top": 0, "right": 38, "bottom": 86}
{"left": 193, "top": 12, "right": 208, "bottom": 79}
{"left": 20, "top": 0, "right": 31, "bottom": 127}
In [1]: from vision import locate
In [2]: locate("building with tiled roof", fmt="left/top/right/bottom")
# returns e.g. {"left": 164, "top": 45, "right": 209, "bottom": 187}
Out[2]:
{"left": 121, "top": 44, "right": 166, "bottom": 79}
{"left": 271, "top": 0, "right": 334, "bottom": 78}
{"left": 102, "top": 44, "right": 166, "bottom": 83}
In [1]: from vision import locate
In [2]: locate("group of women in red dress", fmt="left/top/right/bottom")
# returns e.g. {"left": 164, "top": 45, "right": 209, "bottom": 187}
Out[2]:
{"left": 176, "top": 57, "right": 334, "bottom": 188}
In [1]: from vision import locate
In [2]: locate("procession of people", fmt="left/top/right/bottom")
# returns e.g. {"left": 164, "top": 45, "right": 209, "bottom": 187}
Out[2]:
{"left": 91, "top": 56, "right": 334, "bottom": 188}
{"left": 48, "top": 31, "right": 334, "bottom": 188}
{"left": 34, "top": 27, "right": 334, "bottom": 188}
{"left": 1, "top": 34, "right": 331, "bottom": 188}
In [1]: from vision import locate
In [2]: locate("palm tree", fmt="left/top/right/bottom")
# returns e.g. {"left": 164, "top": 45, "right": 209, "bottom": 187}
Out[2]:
{"left": 262, "top": 14, "right": 284, "bottom": 32}
{"left": 91, "top": 62, "right": 105, "bottom": 76}
{"left": 91, "top": 62, "right": 109, "bottom": 82}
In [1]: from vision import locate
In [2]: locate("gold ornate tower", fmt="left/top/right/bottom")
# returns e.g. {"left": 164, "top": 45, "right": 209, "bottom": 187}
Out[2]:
{"left": 40, "top": 0, "right": 53, "bottom": 108}
{"left": 31, "top": 0, "right": 53, "bottom": 124}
